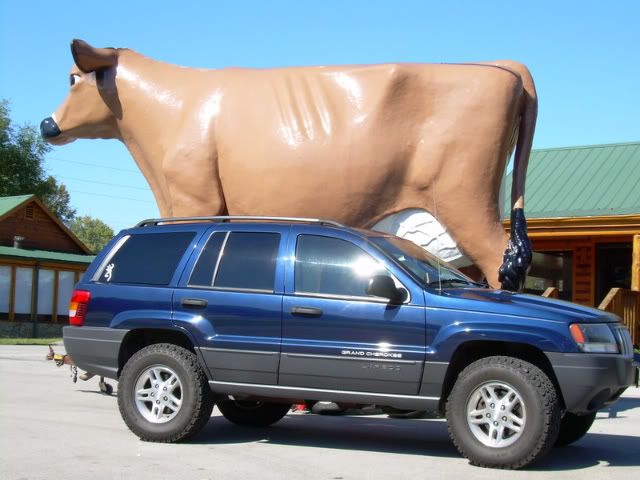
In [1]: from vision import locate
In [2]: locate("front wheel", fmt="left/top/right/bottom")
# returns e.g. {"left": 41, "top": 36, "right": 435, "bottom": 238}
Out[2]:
{"left": 555, "top": 411, "right": 597, "bottom": 447}
{"left": 118, "top": 343, "right": 214, "bottom": 442}
{"left": 446, "top": 356, "right": 561, "bottom": 469}
{"left": 217, "top": 399, "right": 291, "bottom": 427}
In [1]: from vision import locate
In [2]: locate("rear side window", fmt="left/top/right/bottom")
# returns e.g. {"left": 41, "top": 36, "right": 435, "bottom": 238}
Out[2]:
{"left": 98, "top": 232, "right": 194, "bottom": 285}
{"left": 189, "top": 232, "right": 280, "bottom": 292}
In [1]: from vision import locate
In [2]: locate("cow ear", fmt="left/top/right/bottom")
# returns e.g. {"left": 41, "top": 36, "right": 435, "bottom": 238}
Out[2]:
{"left": 71, "top": 39, "right": 118, "bottom": 73}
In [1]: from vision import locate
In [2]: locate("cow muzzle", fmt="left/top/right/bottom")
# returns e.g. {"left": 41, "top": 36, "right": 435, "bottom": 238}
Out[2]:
{"left": 40, "top": 117, "right": 61, "bottom": 139}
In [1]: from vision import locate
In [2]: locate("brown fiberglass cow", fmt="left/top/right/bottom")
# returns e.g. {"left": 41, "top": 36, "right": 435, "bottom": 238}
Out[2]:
{"left": 41, "top": 39, "right": 536, "bottom": 290}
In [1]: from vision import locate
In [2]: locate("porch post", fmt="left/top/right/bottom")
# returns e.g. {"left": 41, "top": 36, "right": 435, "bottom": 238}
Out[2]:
{"left": 632, "top": 234, "right": 640, "bottom": 291}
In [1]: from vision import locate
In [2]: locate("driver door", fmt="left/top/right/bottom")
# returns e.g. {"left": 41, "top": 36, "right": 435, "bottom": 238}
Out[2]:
{"left": 279, "top": 228, "right": 426, "bottom": 395}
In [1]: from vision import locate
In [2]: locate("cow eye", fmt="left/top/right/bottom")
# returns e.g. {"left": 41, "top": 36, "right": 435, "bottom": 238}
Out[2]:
{"left": 69, "top": 74, "right": 81, "bottom": 86}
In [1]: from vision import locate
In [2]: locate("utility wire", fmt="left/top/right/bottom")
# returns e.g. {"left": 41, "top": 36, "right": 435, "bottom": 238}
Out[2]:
{"left": 48, "top": 157, "right": 140, "bottom": 174}
{"left": 60, "top": 175, "right": 150, "bottom": 191}
{"left": 70, "top": 190, "right": 155, "bottom": 204}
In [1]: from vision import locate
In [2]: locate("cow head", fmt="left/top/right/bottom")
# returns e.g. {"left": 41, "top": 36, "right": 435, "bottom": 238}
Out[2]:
{"left": 41, "top": 39, "right": 121, "bottom": 145}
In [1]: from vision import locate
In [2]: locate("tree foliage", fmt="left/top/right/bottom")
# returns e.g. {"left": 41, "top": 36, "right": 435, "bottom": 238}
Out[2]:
{"left": 70, "top": 215, "right": 114, "bottom": 254}
{"left": 0, "top": 100, "right": 76, "bottom": 223}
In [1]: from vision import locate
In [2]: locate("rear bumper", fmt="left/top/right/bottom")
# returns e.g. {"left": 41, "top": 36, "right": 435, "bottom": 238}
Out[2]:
{"left": 546, "top": 351, "right": 636, "bottom": 414}
{"left": 63, "top": 326, "right": 129, "bottom": 380}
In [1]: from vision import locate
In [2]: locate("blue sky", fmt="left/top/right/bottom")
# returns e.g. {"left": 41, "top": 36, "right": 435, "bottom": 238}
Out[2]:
{"left": 1, "top": 1, "right": 639, "bottom": 232}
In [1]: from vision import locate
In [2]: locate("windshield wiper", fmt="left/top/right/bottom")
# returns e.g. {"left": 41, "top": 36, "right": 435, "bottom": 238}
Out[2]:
{"left": 425, "top": 278, "right": 486, "bottom": 289}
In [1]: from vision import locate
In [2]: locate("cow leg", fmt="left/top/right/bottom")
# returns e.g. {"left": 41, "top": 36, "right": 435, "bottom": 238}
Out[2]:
{"left": 161, "top": 149, "right": 227, "bottom": 217}
{"left": 498, "top": 209, "right": 532, "bottom": 291}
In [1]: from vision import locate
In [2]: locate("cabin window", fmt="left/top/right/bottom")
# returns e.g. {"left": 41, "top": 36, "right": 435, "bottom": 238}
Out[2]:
{"left": 524, "top": 251, "right": 573, "bottom": 301}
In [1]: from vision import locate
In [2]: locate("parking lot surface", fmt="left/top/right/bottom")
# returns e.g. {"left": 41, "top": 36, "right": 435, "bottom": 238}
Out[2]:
{"left": 1, "top": 345, "right": 639, "bottom": 480}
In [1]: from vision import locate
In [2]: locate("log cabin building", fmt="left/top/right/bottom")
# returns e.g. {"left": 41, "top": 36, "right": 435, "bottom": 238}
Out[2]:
{"left": 0, "top": 195, "right": 94, "bottom": 337}
{"left": 503, "top": 141, "right": 640, "bottom": 307}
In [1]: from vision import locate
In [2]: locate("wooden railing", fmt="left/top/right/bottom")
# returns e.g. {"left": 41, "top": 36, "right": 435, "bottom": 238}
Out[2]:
{"left": 598, "top": 288, "right": 640, "bottom": 345}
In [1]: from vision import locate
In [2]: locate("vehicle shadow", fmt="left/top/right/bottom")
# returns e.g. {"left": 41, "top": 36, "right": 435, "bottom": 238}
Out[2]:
{"left": 601, "top": 395, "right": 640, "bottom": 418}
{"left": 534, "top": 432, "right": 640, "bottom": 470}
{"left": 193, "top": 414, "right": 459, "bottom": 458}
{"left": 192, "top": 413, "right": 640, "bottom": 470}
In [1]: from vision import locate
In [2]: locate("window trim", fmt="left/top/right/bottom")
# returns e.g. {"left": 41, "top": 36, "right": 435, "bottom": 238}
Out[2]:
{"left": 211, "top": 232, "right": 231, "bottom": 286}
{"left": 187, "top": 231, "right": 230, "bottom": 287}
{"left": 293, "top": 234, "right": 411, "bottom": 304}
{"left": 292, "top": 290, "right": 408, "bottom": 304}
{"left": 186, "top": 285, "right": 275, "bottom": 295}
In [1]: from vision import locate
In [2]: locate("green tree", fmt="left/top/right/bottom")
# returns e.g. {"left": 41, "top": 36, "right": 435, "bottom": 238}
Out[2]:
{"left": 70, "top": 216, "right": 114, "bottom": 254}
{"left": 0, "top": 100, "right": 76, "bottom": 223}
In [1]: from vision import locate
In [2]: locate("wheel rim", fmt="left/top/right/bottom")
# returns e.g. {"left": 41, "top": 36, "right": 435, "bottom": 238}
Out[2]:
{"left": 134, "top": 365, "right": 183, "bottom": 424}
{"left": 466, "top": 381, "right": 526, "bottom": 448}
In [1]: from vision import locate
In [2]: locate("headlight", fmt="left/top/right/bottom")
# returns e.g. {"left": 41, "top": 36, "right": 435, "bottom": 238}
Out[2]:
{"left": 569, "top": 323, "right": 619, "bottom": 353}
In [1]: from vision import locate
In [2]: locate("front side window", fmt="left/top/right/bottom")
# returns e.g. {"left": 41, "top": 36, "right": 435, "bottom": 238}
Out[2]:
{"left": 295, "top": 235, "right": 390, "bottom": 298}
{"left": 189, "top": 232, "right": 280, "bottom": 292}
{"left": 370, "top": 236, "right": 477, "bottom": 288}
{"left": 98, "top": 232, "right": 195, "bottom": 285}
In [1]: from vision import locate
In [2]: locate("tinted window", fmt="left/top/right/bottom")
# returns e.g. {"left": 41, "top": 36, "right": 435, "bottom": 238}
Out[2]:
{"left": 295, "top": 235, "right": 387, "bottom": 297}
{"left": 99, "top": 232, "right": 194, "bottom": 285}
{"left": 214, "top": 232, "right": 280, "bottom": 291}
{"left": 189, "top": 232, "right": 226, "bottom": 286}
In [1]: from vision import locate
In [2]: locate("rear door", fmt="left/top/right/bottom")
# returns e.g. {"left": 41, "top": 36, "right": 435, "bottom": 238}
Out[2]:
{"left": 173, "top": 224, "right": 288, "bottom": 385}
{"left": 279, "top": 227, "right": 426, "bottom": 394}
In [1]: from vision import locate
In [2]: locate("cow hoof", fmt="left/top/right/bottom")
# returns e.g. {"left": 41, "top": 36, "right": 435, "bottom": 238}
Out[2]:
{"left": 498, "top": 208, "right": 532, "bottom": 292}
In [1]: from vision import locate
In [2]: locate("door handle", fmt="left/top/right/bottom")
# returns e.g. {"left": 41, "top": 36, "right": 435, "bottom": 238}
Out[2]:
{"left": 291, "top": 306, "right": 323, "bottom": 317}
{"left": 181, "top": 298, "right": 208, "bottom": 308}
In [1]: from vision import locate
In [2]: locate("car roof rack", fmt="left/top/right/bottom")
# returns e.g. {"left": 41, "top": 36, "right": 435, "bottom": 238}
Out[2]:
{"left": 134, "top": 216, "right": 345, "bottom": 228}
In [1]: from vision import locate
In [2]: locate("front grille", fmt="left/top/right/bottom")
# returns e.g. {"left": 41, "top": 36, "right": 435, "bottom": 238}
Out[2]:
{"left": 612, "top": 324, "right": 633, "bottom": 357}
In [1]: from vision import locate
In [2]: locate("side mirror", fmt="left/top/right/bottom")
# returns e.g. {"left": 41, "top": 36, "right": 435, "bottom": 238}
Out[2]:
{"left": 367, "top": 275, "right": 408, "bottom": 304}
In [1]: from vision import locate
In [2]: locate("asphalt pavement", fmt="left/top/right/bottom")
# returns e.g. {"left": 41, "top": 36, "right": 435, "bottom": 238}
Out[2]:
{"left": 1, "top": 345, "right": 639, "bottom": 480}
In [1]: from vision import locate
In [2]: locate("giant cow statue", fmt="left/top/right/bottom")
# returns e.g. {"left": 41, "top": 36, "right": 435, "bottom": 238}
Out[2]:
{"left": 41, "top": 39, "right": 536, "bottom": 290}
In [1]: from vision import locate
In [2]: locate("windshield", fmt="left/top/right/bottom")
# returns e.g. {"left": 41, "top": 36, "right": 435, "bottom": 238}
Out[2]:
{"left": 369, "top": 236, "right": 482, "bottom": 288}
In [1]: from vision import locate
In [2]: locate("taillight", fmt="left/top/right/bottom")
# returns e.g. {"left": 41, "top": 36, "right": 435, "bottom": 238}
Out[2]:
{"left": 69, "top": 290, "right": 91, "bottom": 326}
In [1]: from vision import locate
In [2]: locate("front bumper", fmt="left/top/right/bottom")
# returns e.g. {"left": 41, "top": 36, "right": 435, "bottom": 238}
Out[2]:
{"left": 546, "top": 352, "right": 636, "bottom": 414}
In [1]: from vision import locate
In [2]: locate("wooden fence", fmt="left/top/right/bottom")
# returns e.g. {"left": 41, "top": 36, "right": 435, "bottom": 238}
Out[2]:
{"left": 541, "top": 287, "right": 560, "bottom": 299}
{"left": 598, "top": 288, "right": 640, "bottom": 345}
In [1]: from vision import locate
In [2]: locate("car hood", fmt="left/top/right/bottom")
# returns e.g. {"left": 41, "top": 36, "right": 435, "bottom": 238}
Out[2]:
{"left": 436, "top": 288, "right": 619, "bottom": 324}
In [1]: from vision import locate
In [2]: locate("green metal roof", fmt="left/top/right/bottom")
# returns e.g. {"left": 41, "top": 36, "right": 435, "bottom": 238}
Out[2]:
{"left": 0, "top": 246, "right": 94, "bottom": 264}
{"left": 0, "top": 195, "right": 33, "bottom": 216}
{"left": 503, "top": 141, "right": 640, "bottom": 218}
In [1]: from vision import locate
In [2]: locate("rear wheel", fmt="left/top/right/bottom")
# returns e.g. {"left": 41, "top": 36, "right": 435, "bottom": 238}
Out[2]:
{"left": 446, "top": 356, "right": 561, "bottom": 469}
{"left": 217, "top": 399, "right": 291, "bottom": 427}
{"left": 555, "top": 411, "right": 597, "bottom": 447}
{"left": 118, "top": 343, "right": 214, "bottom": 442}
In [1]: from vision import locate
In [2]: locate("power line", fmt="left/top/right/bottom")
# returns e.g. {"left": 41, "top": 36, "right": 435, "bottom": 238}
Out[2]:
{"left": 48, "top": 157, "right": 141, "bottom": 174}
{"left": 70, "top": 190, "right": 156, "bottom": 204}
{"left": 61, "top": 175, "right": 150, "bottom": 191}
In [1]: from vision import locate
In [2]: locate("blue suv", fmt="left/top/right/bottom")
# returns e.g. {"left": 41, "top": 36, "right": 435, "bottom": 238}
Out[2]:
{"left": 63, "top": 216, "right": 637, "bottom": 469}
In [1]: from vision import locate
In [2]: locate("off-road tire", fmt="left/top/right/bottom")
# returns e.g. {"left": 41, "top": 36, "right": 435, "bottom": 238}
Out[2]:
{"left": 217, "top": 399, "right": 291, "bottom": 427}
{"left": 446, "top": 356, "right": 561, "bottom": 469}
{"left": 118, "top": 343, "right": 214, "bottom": 442}
{"left": 555, "top": 411, "right": 596, "bottom": 447}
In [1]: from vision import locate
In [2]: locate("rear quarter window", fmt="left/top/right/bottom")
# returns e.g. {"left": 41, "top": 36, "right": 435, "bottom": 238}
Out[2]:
{"left": 97, "top": 232, "right": 195, "bottom": 285}
{"left": 188, "top": 231, "right": 280, "bottom": 292}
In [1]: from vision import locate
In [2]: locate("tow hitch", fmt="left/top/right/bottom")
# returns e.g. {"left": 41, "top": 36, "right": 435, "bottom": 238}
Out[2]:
{"left": 46, "top": 345, "right": 114, "bottom": 395}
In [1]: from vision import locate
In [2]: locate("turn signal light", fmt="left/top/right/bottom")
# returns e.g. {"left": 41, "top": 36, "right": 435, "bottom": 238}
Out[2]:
{"left": 69, "top": 290, "right": 91, "bottom": 326}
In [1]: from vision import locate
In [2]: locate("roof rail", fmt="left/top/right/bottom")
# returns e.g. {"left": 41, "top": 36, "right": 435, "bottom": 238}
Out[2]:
{"left": 134, "top": 216, "right": 345, "bottom": 228}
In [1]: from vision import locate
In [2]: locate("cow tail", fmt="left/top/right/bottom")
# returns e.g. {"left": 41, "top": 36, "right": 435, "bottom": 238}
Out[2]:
{"left": 498, "top": 63, "right": 537, "bottom": 292}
